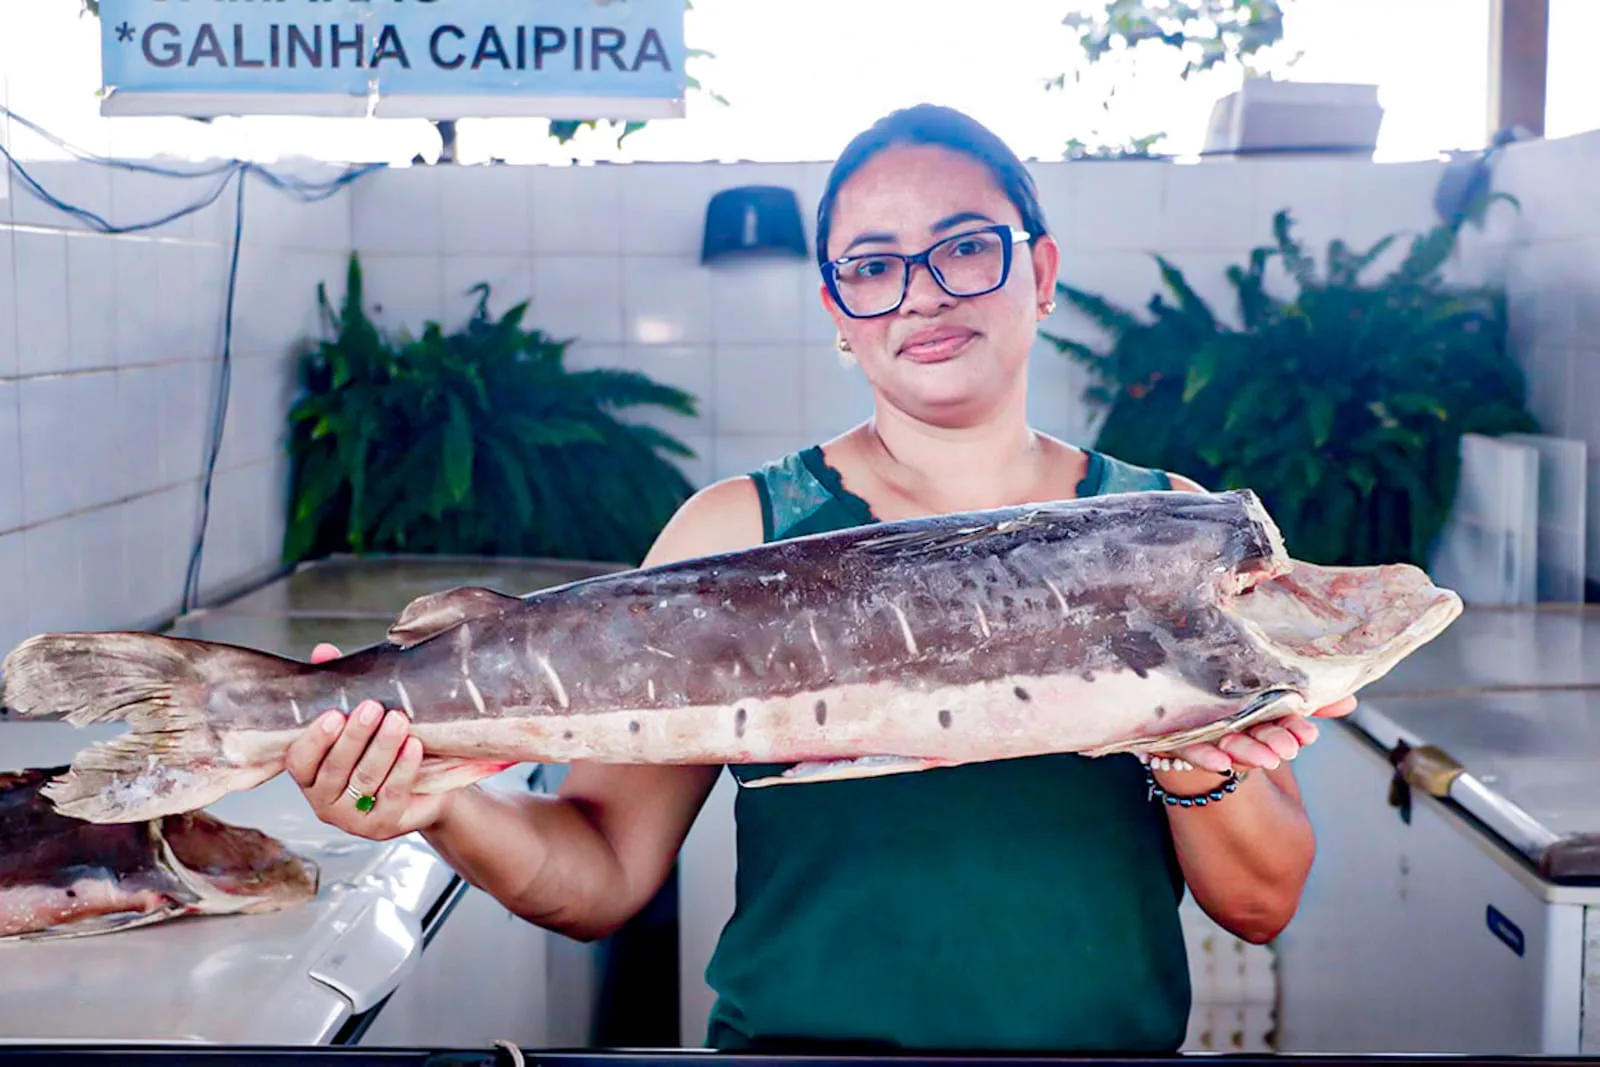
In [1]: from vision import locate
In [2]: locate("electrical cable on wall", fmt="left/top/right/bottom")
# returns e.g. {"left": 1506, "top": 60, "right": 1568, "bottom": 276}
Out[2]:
{"left": 0, "top": 105, "right": 384, "bottom": 614}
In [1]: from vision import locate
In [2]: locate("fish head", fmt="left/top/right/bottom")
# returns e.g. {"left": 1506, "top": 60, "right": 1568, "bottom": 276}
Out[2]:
{"left": 1225, "top": 555, "right": 1463, "bottom": 711}
{"left": 161, "top": 812, "right": 320, "bottom": 913}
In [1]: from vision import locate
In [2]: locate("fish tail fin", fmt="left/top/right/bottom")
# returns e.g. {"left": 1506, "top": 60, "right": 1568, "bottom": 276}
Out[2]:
{"left": 1, "top": 631, "right": 308, "bottom": 823}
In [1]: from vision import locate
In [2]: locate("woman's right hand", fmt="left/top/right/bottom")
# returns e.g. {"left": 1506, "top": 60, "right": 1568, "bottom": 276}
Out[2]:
{"left": 284, "top": 642, "right": 453, "bottom": 841}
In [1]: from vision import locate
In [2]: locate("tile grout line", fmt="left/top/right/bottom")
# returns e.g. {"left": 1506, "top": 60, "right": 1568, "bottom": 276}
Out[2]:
{"left": 0, "top": 456, "right": 280, "bottom": 541}
{"left": 1, "top": 349, "right": 290, "bottom": 383}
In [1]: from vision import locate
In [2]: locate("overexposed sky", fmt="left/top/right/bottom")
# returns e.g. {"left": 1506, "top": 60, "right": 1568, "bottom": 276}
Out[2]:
{"left": 2, "top": 0, "right": 1598, "bottom": 167}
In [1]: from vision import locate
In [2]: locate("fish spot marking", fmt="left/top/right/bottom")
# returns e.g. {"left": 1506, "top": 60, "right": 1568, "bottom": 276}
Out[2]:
{"left": 1112, "top": 630, "right": 1167, "bottom": 679}
{"left": 563, "top": 730, "right": 574, "bottom": 740}
{"left": 1013, "top": 686, "right": 1031, "bottom": 702}
{"left": 734, "top": 707, "right": 747, "bottom": 737}
{"left": 814, "top": 700, "right": 827, "bottom": 725}
{"left": 1154, "top": 705, "right": 1167, "bottom": 719}
{"left": 629, "top": 720, "right": 641, "bottom": 733}
{"left": 938, "top": 709, "right": 953, "bottom": 729}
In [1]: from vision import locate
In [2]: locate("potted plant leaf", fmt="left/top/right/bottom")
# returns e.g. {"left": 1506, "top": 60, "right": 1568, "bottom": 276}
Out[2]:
{"left": 1042, "top": 202, "right": 1538, "bottom": 569}
{"left": 284, "top": 254, "right": 700, "bottom": 567}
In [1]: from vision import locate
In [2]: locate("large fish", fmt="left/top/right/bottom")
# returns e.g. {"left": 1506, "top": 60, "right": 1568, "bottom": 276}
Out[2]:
{"left": 1, "top": 488, "right": 1461, "bottom": 824}
{"left": 0, "top": 764, "right": 319, "bottom": 940}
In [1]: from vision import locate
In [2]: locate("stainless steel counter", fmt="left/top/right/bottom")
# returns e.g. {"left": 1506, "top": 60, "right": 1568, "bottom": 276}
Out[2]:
{"left": 1365, "top": 605, "right": 1600, "bottom": 695}
{"left": 1341, "top": 605, "right": 1600, "bottom": 887}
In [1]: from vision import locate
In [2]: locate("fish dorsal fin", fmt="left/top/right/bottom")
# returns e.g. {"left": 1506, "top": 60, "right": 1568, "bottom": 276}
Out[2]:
{"left": 386, "top": 586, "right": 521, "bottom": 649}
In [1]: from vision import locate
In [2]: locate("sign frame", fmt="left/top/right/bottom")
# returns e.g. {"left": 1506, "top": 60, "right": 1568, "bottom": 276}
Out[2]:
{"left": 94, "top": 0, "right": 689, "bottom": 121}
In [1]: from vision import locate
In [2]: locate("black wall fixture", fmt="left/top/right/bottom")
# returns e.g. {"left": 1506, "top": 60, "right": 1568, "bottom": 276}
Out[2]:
{"left": 700, "top": 184, "right": 808, "bottom": 264}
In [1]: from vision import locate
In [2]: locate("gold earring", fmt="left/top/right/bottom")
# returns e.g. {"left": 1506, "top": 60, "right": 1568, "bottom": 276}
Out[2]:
{"left": 835, "top": 335, "right": 857, "bottom": 367}
{"left": 1040, "top": 300, "right": 1056, "bottom": 316}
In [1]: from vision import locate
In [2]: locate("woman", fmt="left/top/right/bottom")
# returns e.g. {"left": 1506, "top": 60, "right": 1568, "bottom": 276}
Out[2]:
{"left": 285, "top": 103, "right": 1354, "bottom": 1054}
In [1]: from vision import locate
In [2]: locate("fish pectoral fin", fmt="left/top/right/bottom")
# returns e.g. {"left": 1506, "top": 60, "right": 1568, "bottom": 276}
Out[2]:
{"left": 411, "top": 755, "right": 520, "bottom": 794}
{"left": 386, "top": 587, "right": 523, "bottom": 649}
{"left": 1082, "top": 688, "right": 1307, "bottom": 758}
{"left": 741, "top": 755, "right": 957, "bottom": 788}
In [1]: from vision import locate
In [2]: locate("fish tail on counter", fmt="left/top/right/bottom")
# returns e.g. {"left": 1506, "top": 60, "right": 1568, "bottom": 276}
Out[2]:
{"left": 1, "top": 632, "right": 309, "bottom": 823}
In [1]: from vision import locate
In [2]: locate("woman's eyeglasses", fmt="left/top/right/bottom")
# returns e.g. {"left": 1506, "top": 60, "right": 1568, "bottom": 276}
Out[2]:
{"left": 822, "top": 224, "right": 1034, "bottom": 319}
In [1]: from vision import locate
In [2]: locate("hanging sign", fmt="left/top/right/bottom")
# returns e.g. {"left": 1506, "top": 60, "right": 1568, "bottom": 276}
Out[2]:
{"left": 95, "top": 0, "right": 688, "bottom": 120}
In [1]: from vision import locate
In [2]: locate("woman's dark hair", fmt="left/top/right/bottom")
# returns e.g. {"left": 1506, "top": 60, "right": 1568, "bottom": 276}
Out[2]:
{"left": 814, "top": 103, "right": 1050, "bottom": 269}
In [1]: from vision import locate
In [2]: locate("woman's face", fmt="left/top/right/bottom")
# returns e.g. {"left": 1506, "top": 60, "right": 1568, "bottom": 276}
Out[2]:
{"left": 820, "top": 143, "right": 1059, "bottom": 428}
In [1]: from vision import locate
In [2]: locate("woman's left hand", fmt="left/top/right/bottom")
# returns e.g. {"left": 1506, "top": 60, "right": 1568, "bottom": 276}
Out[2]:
{"left": 1167, "top": 696, "right": 1358, "bottom": 773}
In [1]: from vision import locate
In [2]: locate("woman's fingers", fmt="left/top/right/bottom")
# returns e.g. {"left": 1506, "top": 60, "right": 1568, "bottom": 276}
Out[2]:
{"left": 1246, "top": 722, "right": 1301, "bottom": 762}
{"left": 345, "top": 710, "right": 411, "bottom": 805}
{"left": 310, "top": 699, "right": 387, "bottom": 801}
{"left": 1283, "top": 715, "right": 1320, "bottom": 747}
{"left": 1218, "top": 730, "right": 1285, "bottom": 769}
{"left": 1158, "top": 713, "right": 1328, "bottom": 787}
{"left": 1171, "top": 742, "right": 1234, "bottom": 774}
{"left": 284, "top": 709, "right": 341, "bottom": 789}
{"left": 1311, "top": 696, "right": 1358, "bottom": 718}
{"left": 379, "top": 737, "right": 425, "bottom": 809}
{"left": 282, "top": 648, "right": 430, "bottom": 838}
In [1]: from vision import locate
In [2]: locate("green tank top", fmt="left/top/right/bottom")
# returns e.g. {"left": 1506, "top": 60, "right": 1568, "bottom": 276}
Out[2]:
{"left": 700, "top": 445, "right": 1192, "bottom": 1053}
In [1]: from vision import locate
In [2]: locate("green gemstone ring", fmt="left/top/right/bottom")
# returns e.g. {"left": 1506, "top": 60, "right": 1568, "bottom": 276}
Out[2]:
{"left": 345, "top": 784, "right": 377, "bottom": 813}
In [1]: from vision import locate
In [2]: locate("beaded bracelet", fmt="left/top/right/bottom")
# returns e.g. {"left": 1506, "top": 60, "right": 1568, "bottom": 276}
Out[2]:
{"left": 1145, "top": 764, "right": 1248, "bottom": 808}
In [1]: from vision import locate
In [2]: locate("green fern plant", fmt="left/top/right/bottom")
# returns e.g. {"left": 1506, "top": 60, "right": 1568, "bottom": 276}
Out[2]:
{"left": 284, "top": 254, "right": 699, "bottom": 566}
{"left": 1043, "top": 204, "right": 1538, "bottom": 568}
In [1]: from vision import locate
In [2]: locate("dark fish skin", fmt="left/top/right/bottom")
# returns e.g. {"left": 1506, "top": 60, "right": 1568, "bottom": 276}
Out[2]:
{"left": 203, "top": 489, "right": 1296, "bottom": 726}
{"left": 0, "top": 765, "right": 319, "bottom": 940}
{"left": 0, "top": 488, "right": 1462, "bottom": 824}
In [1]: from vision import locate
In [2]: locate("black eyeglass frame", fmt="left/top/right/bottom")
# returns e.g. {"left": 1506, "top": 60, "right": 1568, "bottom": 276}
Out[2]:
{"left": 820, "top": 224, "right": 1036, "bottom": 319}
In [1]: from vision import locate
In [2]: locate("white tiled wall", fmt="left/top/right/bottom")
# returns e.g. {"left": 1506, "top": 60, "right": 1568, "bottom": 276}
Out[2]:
{"left": 1447, "top": 127, "right": 1600, "bottom": 588}
{"left": 346, "top": 152, "right": 1446, "bottom": 497}
{"left": 0, "top": 115, "right": 355, "bottom": 657}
